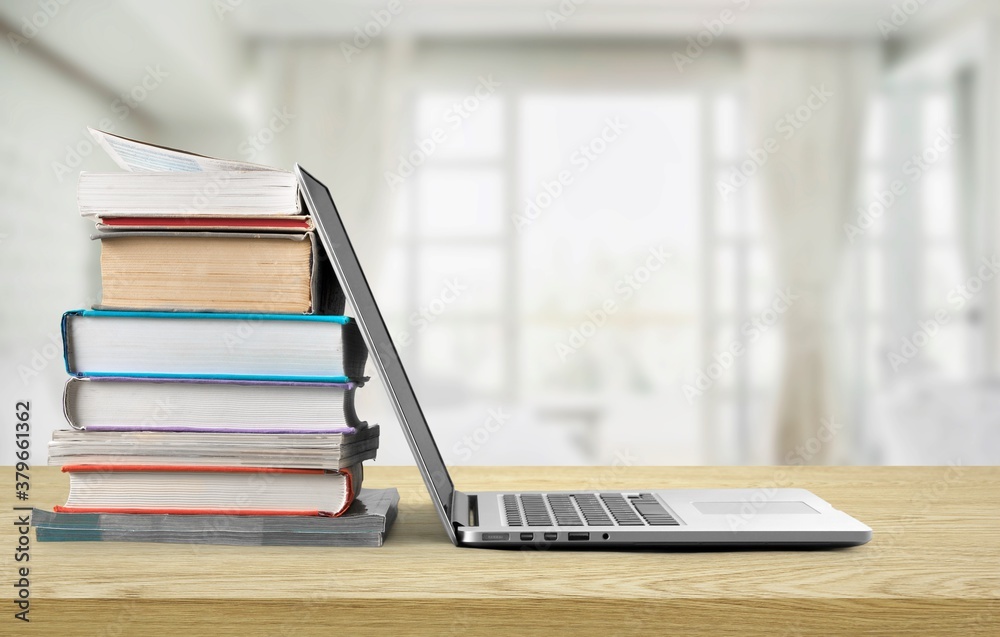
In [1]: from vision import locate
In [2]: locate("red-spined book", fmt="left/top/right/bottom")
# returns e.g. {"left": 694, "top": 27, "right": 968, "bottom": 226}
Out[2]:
{"left": 96, "top": 216, "right": 314, "bottom": 232}
{"left": 54, "top": 464, "right": 361, "bottom": 517}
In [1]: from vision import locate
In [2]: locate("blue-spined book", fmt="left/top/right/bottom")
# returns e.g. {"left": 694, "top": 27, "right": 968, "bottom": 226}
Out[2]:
{"left": 61, "top": 310, "right": 367, "bottom": 382}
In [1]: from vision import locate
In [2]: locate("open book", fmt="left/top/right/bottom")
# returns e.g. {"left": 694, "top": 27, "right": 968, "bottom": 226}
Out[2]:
{"left": 80, "top": 129, "right": 306, "bottom": 221}
{"left": 91, "top": 128, "right": 280, "bottom": 173}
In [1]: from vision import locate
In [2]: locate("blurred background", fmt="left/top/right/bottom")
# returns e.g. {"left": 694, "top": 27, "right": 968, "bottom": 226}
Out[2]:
{"left": 3, "top": 0, "right": 998, "bottom": 467}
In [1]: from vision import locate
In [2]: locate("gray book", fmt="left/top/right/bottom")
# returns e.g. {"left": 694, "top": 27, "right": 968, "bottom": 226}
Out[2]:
{"left": 32, "top": 488, "right": 398, "bottom": 547}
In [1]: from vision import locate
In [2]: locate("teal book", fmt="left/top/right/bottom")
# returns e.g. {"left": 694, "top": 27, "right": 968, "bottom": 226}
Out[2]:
{"left": 61, "top": 310, "right": 367, "bottom": 382}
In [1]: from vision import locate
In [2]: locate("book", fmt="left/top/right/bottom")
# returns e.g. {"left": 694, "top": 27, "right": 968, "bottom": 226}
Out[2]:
{"left": 82, "top": 129, "right": 342, "bottom": 314}
{"left": 95, "top": 231, "right": 340, "bottom": 314}
{"left": 78, "top": 171, "right": 301, "bottom": 217}
{"left": 31, "top": 488, "right": 399, "bottom": 547}
{"left": 48, "top": 129, "right": 388, "bottom": 546}
{"left": 47, "top": 427, "right": 380, "bottom": 470}
{"left": 54, "top": 464, "right": 363, "bottom": 517}
{"left": 95, "top": 216, "right": 314, "bottom": 232}
{"left": 62, "top": 310, "right": 368, "bottom": 382}
{"left": 62, "top": 377, "right": 365, "bottom": 432}
{"left": 35, "top": 528, "right": 391, "bottom": 547}
{"left": 80, "top": 129, "right": 302, "bottom": 218}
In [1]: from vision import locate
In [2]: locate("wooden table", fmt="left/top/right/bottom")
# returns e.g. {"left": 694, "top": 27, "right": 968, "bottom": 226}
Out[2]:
{"left": 3, "top": 465, "right": 999, "bottom": 635}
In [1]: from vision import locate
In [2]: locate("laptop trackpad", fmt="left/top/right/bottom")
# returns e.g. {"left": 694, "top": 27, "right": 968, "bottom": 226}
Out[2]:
{"left": 694, "top": 501, "right": 819, "bottom": 515}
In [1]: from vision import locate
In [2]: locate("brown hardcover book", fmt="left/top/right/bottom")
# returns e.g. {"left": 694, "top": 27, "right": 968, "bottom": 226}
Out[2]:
{"left": 95, "top": 231, "right": 343, "bottom": 314}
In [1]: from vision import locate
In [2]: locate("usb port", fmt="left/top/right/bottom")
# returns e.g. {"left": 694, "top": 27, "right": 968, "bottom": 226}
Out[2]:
{"left": 543, "top": 532, "right": 558, "bottom": 541}
{"left": 568, "top": 532, "right": 590, "bottom": 541}
{"left": 519, "top": 533, "right": 533, "bottom": 541}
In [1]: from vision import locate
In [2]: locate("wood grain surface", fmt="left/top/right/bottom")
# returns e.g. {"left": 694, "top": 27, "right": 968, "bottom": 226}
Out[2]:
{"left": 2, "top": 465, "right": 998, "bottom": 636}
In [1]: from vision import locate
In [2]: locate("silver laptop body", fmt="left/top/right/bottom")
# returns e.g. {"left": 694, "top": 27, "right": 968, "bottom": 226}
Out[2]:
{"left": 297, "top": 165, "right": 872, "bottom": 548}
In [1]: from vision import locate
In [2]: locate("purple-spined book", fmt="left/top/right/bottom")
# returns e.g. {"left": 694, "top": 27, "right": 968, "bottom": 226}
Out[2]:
{"left": 64, "top": 376, "right": 363, "bottom": 433}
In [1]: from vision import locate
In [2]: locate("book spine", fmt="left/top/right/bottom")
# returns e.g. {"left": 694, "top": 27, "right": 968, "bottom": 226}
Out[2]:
{"left": 78, "top": 372, "right": 354, "bottom": 383}
{"left": 61, "top": 310, "right": 83, "bottom": 375}
{"left": 62, "top": 378, "right": 84, "bottom": 430}
{"left": 310, "top": 231, "right": 346, "bottom": 315}
{"left": 53, "top": 507, "right": 326, "bottom": 516}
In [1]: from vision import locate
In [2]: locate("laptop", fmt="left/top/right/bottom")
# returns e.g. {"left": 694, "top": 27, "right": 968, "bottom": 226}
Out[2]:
{"left": 296, "top": 165, "right": 872, "bottom": 548}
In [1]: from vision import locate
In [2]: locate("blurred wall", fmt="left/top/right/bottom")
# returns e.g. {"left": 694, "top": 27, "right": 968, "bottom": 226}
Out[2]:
{"left": 2, "top": 0, "right": 998, "bottom": 467}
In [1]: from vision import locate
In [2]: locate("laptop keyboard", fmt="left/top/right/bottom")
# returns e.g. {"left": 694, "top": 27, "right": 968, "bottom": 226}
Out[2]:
{"left": 501, "top": 493, "right": 678, "bottom": 527}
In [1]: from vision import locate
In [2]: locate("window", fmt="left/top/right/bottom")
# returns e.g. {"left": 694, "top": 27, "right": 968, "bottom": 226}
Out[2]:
{"left": 706, "top": 93, "right": 780, "bottom": 464}
{"left": 849, "top": 81, "right": 968, "bottom": 460}
{"left": 381, "top": 85, "right": 778, "bottom": 465}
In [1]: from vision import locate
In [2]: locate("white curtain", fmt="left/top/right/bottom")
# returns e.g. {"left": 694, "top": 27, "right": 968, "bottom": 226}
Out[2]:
{"left": 745, "top": 43, "right": 879, "bottom": 463}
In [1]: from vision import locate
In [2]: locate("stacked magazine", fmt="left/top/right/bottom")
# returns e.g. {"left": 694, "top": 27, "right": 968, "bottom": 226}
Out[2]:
{"left": 32, "top": 129, "right": 397, "bottom": 547}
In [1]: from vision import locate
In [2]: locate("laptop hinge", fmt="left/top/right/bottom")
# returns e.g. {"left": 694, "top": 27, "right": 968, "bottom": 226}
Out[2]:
{"left": 450, "top": 491, "right": 476, "bottom": 528}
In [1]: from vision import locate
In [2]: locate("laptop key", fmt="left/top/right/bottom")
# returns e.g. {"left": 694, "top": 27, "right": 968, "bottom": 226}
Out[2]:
{"left": 629, "top": 494, "right": 679, "bottom": 526}
{"left": 503, "top": 494, "right": 523, "bottom": 526}
{"left": 600, "top": 493, "right": 644, "bottom": 526}
{"left": 547, "top": 494, "right": 584, "bottom": 526}
{"left": 572, "top": 494, "right": 613, "bottom": 526}
{"left": 519, "top": 494, "right": 554, "bottom": 526}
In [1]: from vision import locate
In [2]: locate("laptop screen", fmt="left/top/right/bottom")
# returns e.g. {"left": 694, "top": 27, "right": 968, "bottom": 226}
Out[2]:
{"left": 296, "top": 165, "right": 457, "bottom": 539}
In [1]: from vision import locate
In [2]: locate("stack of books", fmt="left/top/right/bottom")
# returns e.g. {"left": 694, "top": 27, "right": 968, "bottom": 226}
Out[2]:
{"left": 32, "top": 130, "right": 397, "bottom": 547}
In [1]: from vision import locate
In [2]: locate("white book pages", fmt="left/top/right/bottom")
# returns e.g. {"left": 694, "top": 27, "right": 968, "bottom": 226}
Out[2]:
{"left": 89, "top": 127, "right": 281, "bottom": 173}
{"left": 78, "top": 171, "right": 301, "bottom": 216}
